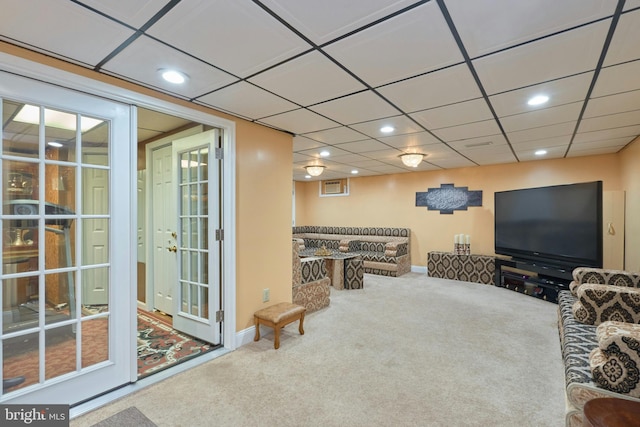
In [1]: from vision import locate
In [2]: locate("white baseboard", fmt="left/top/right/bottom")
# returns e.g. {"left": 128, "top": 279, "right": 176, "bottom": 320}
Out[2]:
{"left": 235, "top": 325, "right": 256, "bottom": 348}
{"left": 411, "top": 265, "right": 427, "bottom": 274}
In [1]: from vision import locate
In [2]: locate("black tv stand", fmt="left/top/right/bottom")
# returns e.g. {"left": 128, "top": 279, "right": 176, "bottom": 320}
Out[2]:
{"left": 494, "top": 258, "right": 573, "bottom": 303}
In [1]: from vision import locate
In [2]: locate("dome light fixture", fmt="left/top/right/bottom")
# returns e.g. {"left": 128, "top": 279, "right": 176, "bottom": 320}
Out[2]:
{"left": 159, "top": 69, "right": 189, "bottom": 84}
{"left": 399, "top": 152, "right": 426, "bottom": 167}
{"left": 304, "top": 165, "right": 325, "bottom": 176}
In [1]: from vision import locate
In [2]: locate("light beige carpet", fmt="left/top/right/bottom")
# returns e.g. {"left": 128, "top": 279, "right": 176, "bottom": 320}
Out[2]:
{"left": 72, "top": 273, "right": 565, "bottom": 427}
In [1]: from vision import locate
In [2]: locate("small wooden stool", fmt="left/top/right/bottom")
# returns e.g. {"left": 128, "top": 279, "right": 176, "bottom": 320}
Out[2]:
{"left": 254, "top": 302, "right": 306, "bottom": 349}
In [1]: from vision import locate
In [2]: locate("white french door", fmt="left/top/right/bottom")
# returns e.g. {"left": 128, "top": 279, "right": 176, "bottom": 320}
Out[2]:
{"left": 0, "top": 72, "right": 133, "bottom": 404}
{"left": 171, "top": 130, "right": 221, "bottom": 345}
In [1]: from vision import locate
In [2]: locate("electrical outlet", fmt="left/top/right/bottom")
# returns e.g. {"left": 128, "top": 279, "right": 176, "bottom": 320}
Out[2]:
{"left": 262, "top": 288, "right": 270, "bottom": 302}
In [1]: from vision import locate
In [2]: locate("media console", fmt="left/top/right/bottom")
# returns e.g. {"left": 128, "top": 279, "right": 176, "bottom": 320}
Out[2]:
{"left": 494, "top": 258, "right": 573, "bottom": 303}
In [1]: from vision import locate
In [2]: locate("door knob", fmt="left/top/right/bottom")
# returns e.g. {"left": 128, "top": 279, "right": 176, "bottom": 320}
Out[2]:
{"left": 167, "top": 246, "right": 177, "bottom": 253}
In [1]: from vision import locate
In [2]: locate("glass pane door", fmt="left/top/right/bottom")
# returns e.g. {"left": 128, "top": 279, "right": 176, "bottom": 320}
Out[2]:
{"left": 172, "top": 130, "right": 220, "bottom": 344}
{"left": 0, "top": 71, "right": 132, "bottom": 405}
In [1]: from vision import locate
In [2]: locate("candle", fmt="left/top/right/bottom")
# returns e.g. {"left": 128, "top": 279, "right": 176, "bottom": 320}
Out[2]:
{"left": 454, "top": 234, "right": 459, "bottom": 244}
{"left": 466, "top": 235, "right": 470, "bottom": 244}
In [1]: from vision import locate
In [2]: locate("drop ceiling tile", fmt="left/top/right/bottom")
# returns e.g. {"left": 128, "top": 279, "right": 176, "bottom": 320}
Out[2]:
{"left": 349, "top": 116, "right": 423, "bottom": 138}
{"left": 603, "top": 9, "right": 640, "bottom": 66}
{"left": 572, "top": 136, "right": 635, "bottom": 150}
{"left": 625, "top": 1, "right": 640, "bottom": 10}
{"left": 578, "top": 110, "right": 640, "bottom": 133}
{"left": 346, "top": 159, "right": 389, "bottom": 168}
{"left": 510, "top": 135, "right": 571, "bottom": 150}
{"left": 445, "top": 0, "right": 615, "bottom": 58}
{"left": 365, "top": 164, "right": 414, "bottom": 174}
{"left": 325, "top": 1, "right": 463, "bottom": 87}
{"left": 409, "top": 98, "right": 491, "bottom": 130}
{"left": 489, "top": 72, "right": 594, "bottom": 117}
{"left": 257, "top": 109, "right": 339, "bottom": 134}
{"left": 293, "top": 136, "right": 327, "bottom": 151}
{"left": 259, "top": 0, "right": 417, "bottom": 45}
{"left": 460, "top": 145, "right": 516, "bottom": 164}
{"left": 567, "top": 145, "right": 626, "bottom": 157}
{"left": 196, "top": 82, "right": 297, "bottom": 120}
{"left": 429, "top": 157, "right": 477, "bottom": 169}
{"left": 301, "top": 127, "right": 368, "bottom": 144}
{"left": 447, "top": 134, "right": 508, "bottom": 151}
{"left": 326, "top": 153, "right": 374, "bottom": 164}
{"left": 573, "top": 125, "right": 640, "bottom": 143}
{"left": 500, "top": 102, "right": 583, "bottom": 132}
{"left": 507, "top": 122, "right": 576, "bottom": 144}
{"left": 432, "top": 120, "right": 502, "bottom": 142}
{"left": 309, "top": 91, "right": 401, "bottom": 125}
{"left": 378, "top": 132, "right": 441, "bottom": 149}
{"left": 77, "top": 0, "right": 171, "bottom": 28}
{"left": 473, "top": 20, "right": 610, "bottom": 94}
{"left": 102, "top": 35, "right": 238, "bottom": 99}
{"left": 377, "top": 64, "right": 482, "bottom": 113}
{"left": 592, "top": 60, "right": 640, "bottom": 97}
{"left": 248, "top": 51, "right": 365, "bottom": 106}
{"left": 296, "top": 145, "right": 352, "bottom": 158}
{"left": 147, "top": 0, "right": 310, "bottom": 77}
{"left": 0, "top": 0, "right": 135, "bottom": 66}
{"left": 333, "top": 139, "right": 393, "bottom": 153}
{"left": 471, "top": 153, "right": 519, "bottom": 166}
{"left": 515, "top": 145, "right": 569, "bottom": 161}
{"left": 585, "top": 90, "right": 640, "bottom": 117}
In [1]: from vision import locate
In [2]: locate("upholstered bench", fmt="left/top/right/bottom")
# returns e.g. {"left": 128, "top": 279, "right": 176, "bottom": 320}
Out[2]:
{"left": 254, "top": 302, "right": 306, "bottom": 349}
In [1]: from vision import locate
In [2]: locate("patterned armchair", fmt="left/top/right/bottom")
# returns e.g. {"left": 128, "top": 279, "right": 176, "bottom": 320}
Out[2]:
{"left": 292, "top": 241, "right": 330, "bottom": 313}
{"left": 569, "top": 267, "right": 640, "bottom": 296}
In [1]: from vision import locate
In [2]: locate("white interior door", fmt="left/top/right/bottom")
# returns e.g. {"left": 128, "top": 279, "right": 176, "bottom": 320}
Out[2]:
{"left": 152, "top": 145, "right": 176, "bottom": 314}
{"left": 81, "top": 154, "right": 109, "bottom": 306}
{"left": 171, "top": 130, "right": 221, "bottom": 344}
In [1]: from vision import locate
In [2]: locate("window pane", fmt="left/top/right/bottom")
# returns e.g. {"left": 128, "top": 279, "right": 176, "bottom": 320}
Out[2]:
{"left": 81, "top": 115, "right": 108, "bottom": 166}
{"left": 45, "top": 164, "right": 76, "bottom": 213}
{"left": 3, "top": 333, "right": 39, "bottom": 393}
{"left": 3, "top": 100, "right": 39, "bottom": 159}
{"left": 45, "top": 325, "right": 76, "bottom": 380}
{"left": 82, "top": 167, "right": 109, "bottom": 215}
{"left": 45, "top": 107, "right": 77, "bottom": 163}
{"left": 82, "top": 219, "right": 109, "bottom": 265}
{"left": 81, "top": 317, "right": 109, "bottom": 368}
{"left": 45, "top": 272, "right": 76, "bottom": 326}
{"left": 45, "top": 221, "right": 75, "bottom": 269}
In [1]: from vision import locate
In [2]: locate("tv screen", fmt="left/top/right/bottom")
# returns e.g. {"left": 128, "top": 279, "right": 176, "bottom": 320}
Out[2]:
{"left": 494, "top": 181, "right": 602, "bottom": 268}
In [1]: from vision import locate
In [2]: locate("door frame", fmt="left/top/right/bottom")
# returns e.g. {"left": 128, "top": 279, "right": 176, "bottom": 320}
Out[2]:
{"left": 0, "top": 51, "right": 238, "bottom": 385}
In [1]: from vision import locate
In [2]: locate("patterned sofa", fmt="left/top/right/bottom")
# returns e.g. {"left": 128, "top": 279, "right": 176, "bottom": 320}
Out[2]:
{"left": 292, "top": 226, "right": 410, "bottom": 277}
{"left": 292, "top": 241, "right": 330, "bottom": 313}
{"left": 557, "top": 267, "right": 640, "bottom": 427}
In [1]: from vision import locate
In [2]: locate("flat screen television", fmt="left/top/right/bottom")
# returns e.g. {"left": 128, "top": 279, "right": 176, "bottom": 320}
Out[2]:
{"left": 494, "top": 181, "right": 603, "bottom": 268}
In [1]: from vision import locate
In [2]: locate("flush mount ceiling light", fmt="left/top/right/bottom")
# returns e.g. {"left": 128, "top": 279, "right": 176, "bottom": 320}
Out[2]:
{"left": 351, "top": 170, "right": 359, "bottom": 174}
{"left": 319, "top": 150, "right": 330, "bottom": 157}
{"left": 527, "top": 95, "right": 549, "bottom": 106}
{"left": 399, "top": 152, "right": 426, "bottom": 167}
{"left": 47, "top": 141, "right": 63, "bottom": 148}
{"left": 304, "top": 165, "right": 325, "bottom": 176}
{"left": 380, "top": 126, "right": 395, "bottom": 133}
{"left": 159, "top": 69, "right": 189, "bottom": 84}
{"left": 535, "top": 149, "right": 548, "bottom": 156}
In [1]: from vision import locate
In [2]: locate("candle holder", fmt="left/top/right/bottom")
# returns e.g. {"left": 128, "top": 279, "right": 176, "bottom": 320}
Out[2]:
{"left": 463, "top": 243, "right": 470, "bottom": 255}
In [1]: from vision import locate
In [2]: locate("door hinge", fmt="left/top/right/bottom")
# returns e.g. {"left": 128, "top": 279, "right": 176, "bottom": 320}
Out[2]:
{"left": 215, "top": 229, "right": 224, "bottom": 241}
{"left": 215, "top": 147, "right": 224, "bottom": 159}
{"left": 216, "top": 310, "right": 224, "bottom": 322}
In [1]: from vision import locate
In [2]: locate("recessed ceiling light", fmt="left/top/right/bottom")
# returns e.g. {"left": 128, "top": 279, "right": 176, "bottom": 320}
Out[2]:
{"left": 47, "top": 141, "right": 63, "bottom": 148}
{"left": 535, "top": 149, "right": 548, "bottom": 156}
{"left": 305, "top": 175, "right": 312, "bottom": 179}
{"left": 351, "top": 170, "right": 359, "bottom": 174}
{"left": 320, "top": 150, "right": 330, "bottom": 157}
{"left": 527, "top": 95, "right": 549, "bottom": 106}
{"left": 159, "top": 69, "right": 188, "bottom": 84}
{"left": 380, "top": 126, "right": 394, "bottom": 133}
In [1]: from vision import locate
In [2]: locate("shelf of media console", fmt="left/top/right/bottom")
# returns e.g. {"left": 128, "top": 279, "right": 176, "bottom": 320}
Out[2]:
{"left": 494, "top": 257, "right": 572, "bottom": 302}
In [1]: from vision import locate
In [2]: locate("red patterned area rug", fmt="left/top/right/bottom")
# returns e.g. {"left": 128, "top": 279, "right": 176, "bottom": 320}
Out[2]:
{"left": 137, "top": 310, "right": 213, "bottom": 378}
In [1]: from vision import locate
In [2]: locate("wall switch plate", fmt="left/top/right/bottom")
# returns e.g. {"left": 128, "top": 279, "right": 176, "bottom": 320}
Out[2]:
{"left": 262, "top": 288, "right": 270, "bottom": 302}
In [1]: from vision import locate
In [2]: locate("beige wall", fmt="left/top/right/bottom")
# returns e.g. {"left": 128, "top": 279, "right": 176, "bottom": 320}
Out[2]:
{"left": 620, "top": 136, "right": 640, "bottom": 271}
{"left": 0, "top": 42, "right": 294, "bottom": 333}
{"left": 235, "top": 121, "right": 293, "bottom": 329}
{"left": 296, "top": 154, "right": 628, "bottom": 268}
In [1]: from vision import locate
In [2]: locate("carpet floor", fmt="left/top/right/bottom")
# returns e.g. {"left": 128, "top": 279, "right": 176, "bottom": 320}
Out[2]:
{"left": 72, "top": 273, "right": 566, "bottom": 427}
